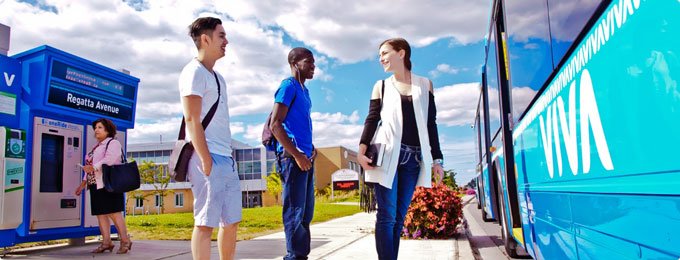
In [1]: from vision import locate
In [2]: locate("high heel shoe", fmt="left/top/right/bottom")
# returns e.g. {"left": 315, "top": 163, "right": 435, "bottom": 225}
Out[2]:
{"left": 117, "top": 240, "right": 132, "bottom": 254}
{"left": 91, "top": 243, "right": 115, "bottom": 253}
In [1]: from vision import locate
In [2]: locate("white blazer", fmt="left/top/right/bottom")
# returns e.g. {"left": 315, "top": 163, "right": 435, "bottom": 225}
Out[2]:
{"left": 365, "top": 73, "right": 434, "bottom": 189}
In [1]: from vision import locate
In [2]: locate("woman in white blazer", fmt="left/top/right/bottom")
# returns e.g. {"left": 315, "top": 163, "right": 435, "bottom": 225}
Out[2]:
{"left": 358, "top": 38, "right": 444, "bottom": 260}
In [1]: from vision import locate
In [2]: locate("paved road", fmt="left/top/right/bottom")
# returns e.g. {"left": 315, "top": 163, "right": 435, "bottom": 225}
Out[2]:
{"left": 463, "top": 198, "right": 529, "bottom": 260}
{"left": 1, "top": 207, "right": 474, "bottom": 260}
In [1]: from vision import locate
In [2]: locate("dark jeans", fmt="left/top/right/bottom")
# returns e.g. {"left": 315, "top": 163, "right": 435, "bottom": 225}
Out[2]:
{"left": 374, "top": 144, "right": 422, "bottom": 260}
{"left": 279, "top": 157, "right": 315, "bottom": 260}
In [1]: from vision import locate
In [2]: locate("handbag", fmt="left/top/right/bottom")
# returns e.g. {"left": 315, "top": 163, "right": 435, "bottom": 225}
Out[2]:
{"left": 101, "top": 139, "right": 140, "bottom": 193}
{"left": 367, "top": 80, "right": 387, "bottom": 167}
{"left": 168, "top": 72, "right": 221, "bottom": 182}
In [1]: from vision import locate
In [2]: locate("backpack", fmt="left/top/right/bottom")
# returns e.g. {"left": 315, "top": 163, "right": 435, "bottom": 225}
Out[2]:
{"left": 262, "top": 92, "right": 297, "bottom": 152}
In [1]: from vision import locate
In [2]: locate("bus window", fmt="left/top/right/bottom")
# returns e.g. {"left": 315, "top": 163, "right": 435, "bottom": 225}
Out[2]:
{"left": 547, "top": 0, "right": 602, "bottom": 67}
{"left": 504, "top": 0, "right": 552, "bottom": 120}
{"left": 486, "top": 25, "right": 502, "bottom": 138}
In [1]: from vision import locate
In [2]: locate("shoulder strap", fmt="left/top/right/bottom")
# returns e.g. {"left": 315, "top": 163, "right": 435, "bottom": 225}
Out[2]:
{"left": 381, "top": 80, "right": 385, "bottom": 106}
{"left": 104, "top": 138, "right": 113, "bottom": 151}
{"left": 178, "top": 72, "right": 222, "bottom": 140}
{"left": 276, "top": 80, "right": 298, "bottom": 111}
{"left": 287, "top": 79, "right": 298, "bottom": 108}
{"left": 290, "top": 91, "right": 297, "bottom": 107}
{"left": 103, "top": 138, "right": 127, "bottom": 163}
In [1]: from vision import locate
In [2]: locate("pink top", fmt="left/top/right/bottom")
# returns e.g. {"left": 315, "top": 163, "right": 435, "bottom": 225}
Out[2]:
{"left": 83, "top": 137, "right": 123, "bottom": 190}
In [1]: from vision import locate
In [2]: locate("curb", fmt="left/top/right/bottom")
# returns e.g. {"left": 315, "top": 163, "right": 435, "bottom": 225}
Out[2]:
{"left": 461, "top": 196, "right": 483, "bottom": 260}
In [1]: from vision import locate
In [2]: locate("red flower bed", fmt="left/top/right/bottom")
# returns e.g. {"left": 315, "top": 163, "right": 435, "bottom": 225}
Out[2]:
{"left": 402, "top": 182, "right": 463, "bottom": 239}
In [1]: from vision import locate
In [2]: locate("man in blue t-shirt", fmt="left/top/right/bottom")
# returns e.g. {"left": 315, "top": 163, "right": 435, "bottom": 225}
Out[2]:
{"left": 269, "top": 47, "right": 317, "bottom": 260}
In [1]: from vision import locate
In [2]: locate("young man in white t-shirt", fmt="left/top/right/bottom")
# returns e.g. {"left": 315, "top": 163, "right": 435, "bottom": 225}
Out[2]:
{"left": 178, "top": 17, "right": 241, "bottom": 260}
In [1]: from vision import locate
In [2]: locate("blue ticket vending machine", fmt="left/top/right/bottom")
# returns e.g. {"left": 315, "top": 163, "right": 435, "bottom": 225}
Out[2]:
{"left": 0, "top": 50, "right": 25, "bottom": 246}
{"left": 0, "top": 45, "right": 139, "bottom": 247}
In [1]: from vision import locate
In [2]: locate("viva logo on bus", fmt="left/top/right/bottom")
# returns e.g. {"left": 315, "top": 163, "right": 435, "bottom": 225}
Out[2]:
{"left": 538, "top": 69, "right": 614, "bottom": 179}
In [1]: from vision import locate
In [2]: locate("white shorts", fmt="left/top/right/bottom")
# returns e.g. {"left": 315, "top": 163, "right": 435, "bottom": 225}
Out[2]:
{"left": 188, "top": 153, "right": 242, "bottom": 227}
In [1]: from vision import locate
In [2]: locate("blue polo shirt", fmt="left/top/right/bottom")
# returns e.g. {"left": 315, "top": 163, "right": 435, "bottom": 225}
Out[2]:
{"left": 274, "top": 77, "right": 313, "bottom": 157}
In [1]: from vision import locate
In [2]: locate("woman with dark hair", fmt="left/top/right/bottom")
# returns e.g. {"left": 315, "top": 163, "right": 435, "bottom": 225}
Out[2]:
{"left": 358, "top": 38, "right": 444, "bottom": 260}
{"left": 75, "top": 118, "right": 132, "bottom": 254}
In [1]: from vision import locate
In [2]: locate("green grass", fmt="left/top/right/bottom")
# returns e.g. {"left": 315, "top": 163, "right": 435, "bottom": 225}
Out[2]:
{"left": 315, "top": 189, "right": 361, "bottom": 203}
{"left": 126, "top": 202, "right": 360, "bottom": 240}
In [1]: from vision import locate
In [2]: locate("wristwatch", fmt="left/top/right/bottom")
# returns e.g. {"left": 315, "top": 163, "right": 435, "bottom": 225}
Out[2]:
{"left": 433, "top": 159, "right": 444, "bottom": 166}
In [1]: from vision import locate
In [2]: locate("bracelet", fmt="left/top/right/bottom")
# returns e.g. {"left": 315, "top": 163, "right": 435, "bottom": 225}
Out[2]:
{"left": 433, "top": 159, "right": 443, "bottom": 166}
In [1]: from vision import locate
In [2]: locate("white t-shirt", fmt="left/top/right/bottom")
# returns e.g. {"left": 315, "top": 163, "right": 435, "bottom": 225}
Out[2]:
{"left": 178, "top": 58, "right": 232, "bottom": 157}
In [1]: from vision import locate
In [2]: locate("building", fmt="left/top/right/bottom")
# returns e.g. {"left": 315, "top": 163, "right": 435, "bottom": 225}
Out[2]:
{"left": 124, "top": 141, "right": 361, "bottom": 214}
{"left": 260, "top": 146, "right": 362, "bottom": 206}
{"left": 124, "top": 139, "right": 276, "bottom": 214}
{"left": 313, "top": 146, "right": 361, "bottom": 189}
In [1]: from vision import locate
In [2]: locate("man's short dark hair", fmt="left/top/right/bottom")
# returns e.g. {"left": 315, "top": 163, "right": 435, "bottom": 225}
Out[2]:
{"left": 188, "top": 17, "right": 223, "bottom": 48}
{"left": 92, "top": 118, "right": 117, "bottom": 138}
{"left": 288, "top": 47, "right": 313, "bottom": 65}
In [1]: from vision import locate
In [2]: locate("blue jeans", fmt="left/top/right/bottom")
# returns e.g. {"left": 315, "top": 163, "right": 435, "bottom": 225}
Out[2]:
{"left": 279, "top": 157, "right": 315, "bottom": 260}
{"left": 374, "top": 144, "right": 422, "bottom": 260}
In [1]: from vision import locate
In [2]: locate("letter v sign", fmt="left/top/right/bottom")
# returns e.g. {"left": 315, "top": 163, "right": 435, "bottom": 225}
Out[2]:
{"left": 4, "top": 72, "right": 15, "bottom": 87}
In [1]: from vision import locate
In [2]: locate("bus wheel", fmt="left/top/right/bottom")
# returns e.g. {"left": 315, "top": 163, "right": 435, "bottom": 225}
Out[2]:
{"left": 481, "top": 208, "right": 493, "bottom": 222}
{"left": 497, "top": 184, "right": 520, "bottom": 257}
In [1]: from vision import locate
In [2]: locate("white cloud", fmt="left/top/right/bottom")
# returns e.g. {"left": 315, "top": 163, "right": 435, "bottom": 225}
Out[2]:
{"left": 503, "top": 0, "right": 600, "bottom": 42}
{"left": 0, "top": 0, "right": 491, "bottom": 146}
{"left": 523, "top": 43, "right": 539, "bottom": 49}
{"left": 433, "top": 82, "right": 481, "bottom": 127}
{"left": 230, "top": 122, "right": 245, "bottom": 135}
{"left": 429, "top": 63, "right": 460, "bottom": 78}
{"left": 0, "top": 0, "right": 293, "bottom": 144}
{"left": 311, "top": 111, "right": 363, "bottom": 149}
{"left": 311, "top": 110, "right": 360, "bottom": 124}
{"left": 231, "top": 111, "right": 365, "bottom": 150}
{"left": 243, "top": 123, "right": 265, "bottom": 143}
{"left": 544, "top": 0, "right": 601, "bottom": 42}
{"left": 220, "top": 0, "right": 490, "bottom": 63}
{"left": 445, "top": 83, "right": 536, "bottom": 128}
{"left": 511, "top": 86, "right": 537, "bottom": 119}
{"left": 127, "top": 117, "right": 182, "bottom": 143}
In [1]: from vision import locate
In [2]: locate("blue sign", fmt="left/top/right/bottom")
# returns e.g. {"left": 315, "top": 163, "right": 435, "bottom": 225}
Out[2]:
{"left": 47, "top": 83, "right": 133, "bottom": 121}
{"left": 50, "top": 60, "right": 135, "bottom": 99}
{"left": 11, "top": 45, "right": 139, "bottom": 128}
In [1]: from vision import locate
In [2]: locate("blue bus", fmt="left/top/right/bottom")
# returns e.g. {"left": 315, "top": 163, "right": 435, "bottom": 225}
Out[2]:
{"left": 474, "top": 0, "right": 680, "bottom": 258}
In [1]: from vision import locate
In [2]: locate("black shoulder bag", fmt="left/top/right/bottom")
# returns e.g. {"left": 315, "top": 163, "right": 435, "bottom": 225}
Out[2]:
{"left": 168, "top": 72, "right": 222, "bottom": 182}
{"left": 101, "top": 139, "right": 141, "bottom": 193}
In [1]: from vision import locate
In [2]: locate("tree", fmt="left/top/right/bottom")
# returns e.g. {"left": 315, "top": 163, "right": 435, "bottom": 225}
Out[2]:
{"left": 266, "top": 167, "right": 283, "bottom": 205}
{"left": 442, "top": 169, "right": 458, "bottom": 190}
{"left": 467, "top": 178, "right": 478, "bottom": 189}
{"left": 139, "top": 160, "right": 172, "bottom": 213}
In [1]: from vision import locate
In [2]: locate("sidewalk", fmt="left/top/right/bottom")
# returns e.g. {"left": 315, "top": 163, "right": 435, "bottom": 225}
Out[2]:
{"left": 2, "top": 197, "right": 476, "bottom": 260}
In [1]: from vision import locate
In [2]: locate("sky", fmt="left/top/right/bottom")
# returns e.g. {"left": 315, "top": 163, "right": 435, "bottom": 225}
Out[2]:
{"left": 0, "top": 0, "right": 492, "bottom": 185}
